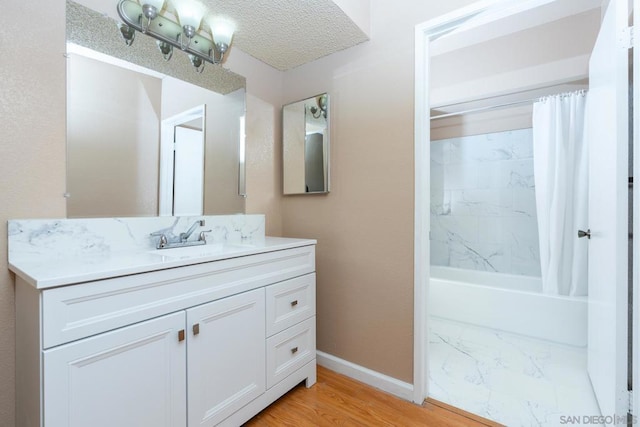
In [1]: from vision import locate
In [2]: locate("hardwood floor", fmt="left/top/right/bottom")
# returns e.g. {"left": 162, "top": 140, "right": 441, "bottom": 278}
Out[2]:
{"left": 244, "top": 366, "right": 502, "bottom": 426}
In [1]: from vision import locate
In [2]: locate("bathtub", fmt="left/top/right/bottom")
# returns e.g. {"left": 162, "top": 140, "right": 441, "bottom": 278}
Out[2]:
{"left": 429, "top": 266, "right": 587, "bottom": 347}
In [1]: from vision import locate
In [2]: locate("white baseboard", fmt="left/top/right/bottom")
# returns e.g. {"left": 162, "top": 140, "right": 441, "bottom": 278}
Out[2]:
{"left": 316, "top": 351, "right": 414, "bottom": 401}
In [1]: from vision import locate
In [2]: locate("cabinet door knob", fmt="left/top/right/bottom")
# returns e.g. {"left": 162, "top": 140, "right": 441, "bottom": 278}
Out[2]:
{"left": 578, "top": 229, "right": 591, "bottom": 239}
{"left": 193, "top": 323, "right": 200, "bottom": 336}
{"left": 290, "top": 300, "right": 298, "bottom": 307}
{"left": 178, "top": 329, "right": 185, "bottom": 342}
{"left": 291, "top": 346, "right": 298, "bottom": 354}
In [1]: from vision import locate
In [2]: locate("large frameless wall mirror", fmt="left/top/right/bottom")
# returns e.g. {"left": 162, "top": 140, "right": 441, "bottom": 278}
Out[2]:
{"left": 65, "top": 0, "right": 246, "bottom": 218}
{"left": 282, "top": 93, "right": 330, "bottom": 195}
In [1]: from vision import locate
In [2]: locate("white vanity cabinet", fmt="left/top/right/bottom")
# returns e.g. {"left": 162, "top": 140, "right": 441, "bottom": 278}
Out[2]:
{"left": 15, "top": 243, "right": 317, "bottom": 427}
{"left": 43, "top": 311, "right": 188, "bottom": 427}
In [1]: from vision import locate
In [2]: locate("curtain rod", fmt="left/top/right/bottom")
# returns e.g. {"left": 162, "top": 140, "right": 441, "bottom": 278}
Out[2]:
{"left": 430, "top": 97, "right": 536, "bottom": 120}
{"left": 430, "top": 84, "right": 587, "bottom": 121}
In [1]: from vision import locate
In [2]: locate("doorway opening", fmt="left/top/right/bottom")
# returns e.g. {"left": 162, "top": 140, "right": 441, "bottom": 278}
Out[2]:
{"left": 414, "top": 0, "right": 637, "bottom": 424}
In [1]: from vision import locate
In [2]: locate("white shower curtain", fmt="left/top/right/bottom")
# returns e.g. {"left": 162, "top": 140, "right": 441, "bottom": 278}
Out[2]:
{"left": 533, "top": 91, "right": 588, "bottom": 296}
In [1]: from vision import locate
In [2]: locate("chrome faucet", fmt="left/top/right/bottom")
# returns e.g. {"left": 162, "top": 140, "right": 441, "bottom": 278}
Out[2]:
{"left": 180, "top": 220, "right": 205, "bottom": 242}
{"left": 151, "top": 219, "right": 210, "bottom": 250}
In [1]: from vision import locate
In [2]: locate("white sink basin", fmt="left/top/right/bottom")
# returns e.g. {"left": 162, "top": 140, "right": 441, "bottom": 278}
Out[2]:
{"left": 226, "top": 242, "right": 258, "bottom": 249}
{"left": 149, "top": 244, "right": 225, "bottom": 259}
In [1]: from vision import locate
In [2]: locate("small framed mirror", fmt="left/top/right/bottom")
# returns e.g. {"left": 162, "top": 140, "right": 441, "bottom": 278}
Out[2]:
{"left": 282, "top": 93, "right": 330, "bottom": 194}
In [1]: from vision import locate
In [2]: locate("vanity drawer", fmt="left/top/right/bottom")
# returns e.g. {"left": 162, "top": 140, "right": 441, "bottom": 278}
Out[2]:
{"left": 41, "top": 245, "right": 315, "bottom": 349}
{"left": 266, "top": 274, "right": 315, "bottom": 337}
{"left": 266, "top": 316, "right": 316, "bottom": 389}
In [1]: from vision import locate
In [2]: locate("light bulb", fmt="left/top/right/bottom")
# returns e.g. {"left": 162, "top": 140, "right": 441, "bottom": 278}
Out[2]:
{"left": 209, "top": 18, "right": 235, "bottom": 48}
{"left": 174, "top": 0, "right": 206, "bottom": 32}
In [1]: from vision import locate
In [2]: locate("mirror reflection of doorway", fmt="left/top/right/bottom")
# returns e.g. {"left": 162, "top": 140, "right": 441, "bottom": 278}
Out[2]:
{"left": 159, "top": 105, "right": 206, "bottom": 216}
{"left": 173, "top": 125, "right": 204, "bottom": 215}
{"left": 304, "top": 133, "right": 324, "bottom": 192}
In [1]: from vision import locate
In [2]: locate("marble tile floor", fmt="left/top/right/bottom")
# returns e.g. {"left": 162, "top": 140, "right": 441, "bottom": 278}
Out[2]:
{"left": 428, "top": 316, "right": 601, "bottom": 426}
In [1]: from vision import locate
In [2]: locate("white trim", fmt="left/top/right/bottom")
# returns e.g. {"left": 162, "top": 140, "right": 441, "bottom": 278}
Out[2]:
{"left": 316, "top": 351, "right": 414, "bottom": 401}
{"left": 413, "top": 0, "right": 570, "bottom": 406}
{"left": 413, "top": 21, "right": 429, "bottom": 405}
{"left": 633, "top": 0, "right": 640, "bottom": 417}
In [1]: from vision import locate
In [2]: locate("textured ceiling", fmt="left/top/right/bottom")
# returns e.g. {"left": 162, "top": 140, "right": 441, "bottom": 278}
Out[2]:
{"left": 74, "top": 0, "right": 370, "bottom": 71}
{"left": 207, "top": 0, "right": 370, "bottom": 70}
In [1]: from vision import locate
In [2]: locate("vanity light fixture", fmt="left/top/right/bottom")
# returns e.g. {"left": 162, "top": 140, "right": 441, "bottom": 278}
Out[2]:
{"left": 309, "top": 94, "right": 328, "bottom": 119}
{"left": 116, "top": 0, "right": 236, "bottom": 72}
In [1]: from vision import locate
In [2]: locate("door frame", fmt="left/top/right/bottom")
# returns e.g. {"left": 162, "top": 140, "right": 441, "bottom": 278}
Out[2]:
{"left": 159, "top": 104, "right": 206, "bottom": 216}
{"left": 585, "top": 0, "right": 631, "bottom": 415}
{"left": 633, "top": 0, "right": 640, "bottom": 415}
{"left": 412, "top": 0, "right": 636, "bottom": 407}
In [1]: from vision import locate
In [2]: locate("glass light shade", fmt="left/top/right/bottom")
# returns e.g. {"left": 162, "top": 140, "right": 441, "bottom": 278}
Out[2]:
{"left": 174, "top": 1, "right": 206, "bottom": 30}
{"left": 209, "top": 18, "right": 235, "bottom": 46}
{"left": 142, "top": 0, "right": 165, "bottom": 10}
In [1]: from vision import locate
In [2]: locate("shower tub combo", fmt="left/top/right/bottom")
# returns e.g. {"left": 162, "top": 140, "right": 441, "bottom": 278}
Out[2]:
{"left": 429, "top": 266, "right": 586, "bottom": 347}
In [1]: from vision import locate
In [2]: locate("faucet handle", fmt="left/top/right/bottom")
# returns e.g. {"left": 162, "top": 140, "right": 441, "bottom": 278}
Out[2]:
{"left": 152, "top": 233, "right": 168, "bottom": 249}
{"left": 198, "top": 230, "right": 212, "bottom": 242}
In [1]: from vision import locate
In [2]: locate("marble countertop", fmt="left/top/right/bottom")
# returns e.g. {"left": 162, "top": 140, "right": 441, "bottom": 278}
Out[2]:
{"left": 10, "top": 237, "right": 316, "bottom": 289}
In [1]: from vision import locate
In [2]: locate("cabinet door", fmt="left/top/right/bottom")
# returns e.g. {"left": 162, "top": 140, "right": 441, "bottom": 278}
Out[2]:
{"left": 187, "top": 288, "right": 266, "bottom": 427}
{"left": 43, "top": 311, "right": 187, "bottom": 427}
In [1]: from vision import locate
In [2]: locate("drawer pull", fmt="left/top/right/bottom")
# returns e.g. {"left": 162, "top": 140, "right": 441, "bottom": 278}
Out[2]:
{"left": 291, "top": 300, "right": 298, "bottom": 307}
{"left": 178, "top": 330, "right": 185, "bottom": 342}
{"left": 291, "top": 346, "right": 298, "bottom": 354}
{"left": 193, "top": 323, "right": 200, "bottom": 336}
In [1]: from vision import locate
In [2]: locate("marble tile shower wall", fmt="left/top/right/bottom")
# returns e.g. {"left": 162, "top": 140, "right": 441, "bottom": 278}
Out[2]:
{"left": 430, "top": 128, "right": 541, "bottom": 276}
